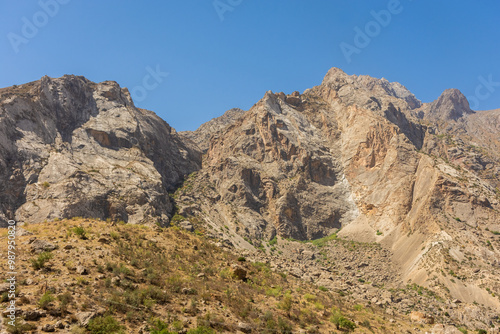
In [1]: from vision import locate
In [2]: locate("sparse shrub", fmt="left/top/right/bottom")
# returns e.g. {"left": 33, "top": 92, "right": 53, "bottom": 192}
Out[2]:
{"left": 38, "top": 291, "right": 55, "bottom": 309}
{"left": 186, "top": 326, "right": 215, "bottom": 334}
{"left": 30, "top": 251, "right": 53, "bottom": 270}
{"left": 353, "top": 304, "right": 364, "bottom": 311}
{"left": 309, "top": 233, "right": 337, "bottom": 247}
{"left": 277, "top": 316, "right": 292, "bottom": 333}
{"left": 41, "top": 181, "right": 50, "bottom": 188}
{"left": 303, "top": 293, "right": 316, "bottom": 302}
{"left": 149, "top": 319, "right": 174, "bottom": 334}
{"left": 72, "top": 226, "right": 87, "bottom": 239}
{"left": 165, "top": 275, "right": 183, "bottom": 293}
{"left": 360, "top": 319, "right": 371, "bottom": 328}
{"left": 58, "top": 292, "right": 73, "bottom": 314}
{"left": 6, "top": 318, "right": 36, "bottom": 334}
{"left": 278, "top": 293, "right": 292, "bottom": 313}
{"left": 237, "top": 256, "right": 246, "bottom": 262}
{"left": 318, "top": 286, "right": 328, "bottom": 292}
{"left": 266, "top": 287, "right": 282, "bottom": 297}
{"left": 330, "top": 309, "right": 356, "bottom": 332}
{"left": 87, "top": 315, "right": 124, "bottom": 334}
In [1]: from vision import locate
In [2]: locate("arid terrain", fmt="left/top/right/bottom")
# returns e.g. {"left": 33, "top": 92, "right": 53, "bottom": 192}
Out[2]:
{"left": 1, "top": 69, "right": 499, "bottom": 333}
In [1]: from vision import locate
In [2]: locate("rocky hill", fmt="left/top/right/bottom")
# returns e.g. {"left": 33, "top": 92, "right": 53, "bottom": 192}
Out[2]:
{"left": 0, "top": 75, "right": 201, "bottom": 227}
{"left": 1, "top": 218, "right": 440, "bottom": 334}
{"left": 1, "top": 69, "right": 499, "bottom": 333}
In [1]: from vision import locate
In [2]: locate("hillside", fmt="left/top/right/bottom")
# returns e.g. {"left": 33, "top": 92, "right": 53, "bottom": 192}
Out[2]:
{"left": 0, "top": 219, "right": 441, "bottom": 333}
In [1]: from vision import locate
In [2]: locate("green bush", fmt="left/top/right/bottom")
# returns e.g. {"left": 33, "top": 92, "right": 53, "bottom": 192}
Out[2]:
{"left": 87, "top": 315, "right": 124, "bottom": 334}
{"left": 269, "top": 236, "right": 278, "bottom": 246}
{"left": 149, "top": 319, "right": 175, "bottom": 334}
{"left": 58, "top": 292, "right": 73, "bottom": 313}
{"left": 186, "top": 326, "right": 215, "bottom": 334}
{"left": 330, "top": 309, "right": 356, "bottom": 332}
{"left": 30, "top": 251, "right": 53, "bottom": 270}
{"left": 6, "top": 318, "right": 36, "bottom": 334}
{"left": 38, "top": 291, "right": 55, "bottom": 309}
{"left": 72, "top": 226, "right": 87, "bottom": 239}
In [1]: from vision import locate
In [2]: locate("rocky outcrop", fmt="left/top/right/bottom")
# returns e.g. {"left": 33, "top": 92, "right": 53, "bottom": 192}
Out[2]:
{"left": 0, "top": 75, "right": 201, "bottom": 226}
{"left": 425, "top": 88, "right": 474, "bottom": 121}
{"left": 180, "top": 108, "right": 245, "bottom": 152}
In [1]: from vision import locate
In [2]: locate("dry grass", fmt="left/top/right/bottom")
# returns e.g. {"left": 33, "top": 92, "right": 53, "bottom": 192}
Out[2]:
{"left": 0, "top": 219, "right": 429, "bottom": 333}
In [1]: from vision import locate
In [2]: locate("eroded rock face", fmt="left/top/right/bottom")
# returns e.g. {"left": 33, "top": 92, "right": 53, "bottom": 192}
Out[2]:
{"left": 0, "top": 75, "right": 201, "bottom": 226}
{"left": 180, "top": 108, "right": 245, "bottom": 152}
{"left": 175, "top": 68, "right": 500, "bottom": 317}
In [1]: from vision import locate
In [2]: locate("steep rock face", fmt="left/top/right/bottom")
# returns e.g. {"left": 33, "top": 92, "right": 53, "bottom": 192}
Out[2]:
{"left": 0, "top": 75, "right": 201, "bottom": 226}
{"left": 180, "top": 108, "right": 245, "bottom": 152}
{"left": 197, "top": 91, "right": 358, "bottom": 240}
{"left": 175, "top": 68, "right": 500, "bottom": 312}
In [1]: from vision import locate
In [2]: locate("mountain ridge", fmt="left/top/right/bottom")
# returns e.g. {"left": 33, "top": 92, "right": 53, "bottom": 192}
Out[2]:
{"left": 1, "top": 68, "right": 499, "bottom": 332}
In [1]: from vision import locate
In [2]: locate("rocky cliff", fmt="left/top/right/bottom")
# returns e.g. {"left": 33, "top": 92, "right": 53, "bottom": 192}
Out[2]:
{"left": 180, "top": 108, "right": 245, "bottom": 152}
{"left": 174, "top": 68, "right": 500, "bottom": 327}
{"left": 0, "top": 75, "right": 201, "bottom": 227}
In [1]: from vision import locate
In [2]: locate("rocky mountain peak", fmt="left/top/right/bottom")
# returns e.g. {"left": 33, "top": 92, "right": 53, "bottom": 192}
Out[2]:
{"left": 320, "top": 67, "right": 421, "bottom": 109}
{"left": 427, "top": 88, "right": 474, "bottom": 120}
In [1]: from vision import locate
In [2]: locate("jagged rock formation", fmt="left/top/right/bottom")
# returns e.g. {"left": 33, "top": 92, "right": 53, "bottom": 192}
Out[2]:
{"left": 0, "top": 75, "right": 200, "bottom": 227}
{"left": 423, "top": 88, "right": 474, "bottom": 121}
{"left": 175, "top": 68, "right": 500, "bottom": 327}
{"left": 180, "top": 108, "right": 245, "bottom": 152}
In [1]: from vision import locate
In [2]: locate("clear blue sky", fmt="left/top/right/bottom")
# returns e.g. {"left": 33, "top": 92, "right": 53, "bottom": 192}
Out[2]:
{"left": 1, "top": 1, "right": 499, "bottom": 131}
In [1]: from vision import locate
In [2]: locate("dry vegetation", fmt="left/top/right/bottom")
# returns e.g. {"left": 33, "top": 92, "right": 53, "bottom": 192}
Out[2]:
{"left": 0, "top": 219, "right": 435, "bottom": 333}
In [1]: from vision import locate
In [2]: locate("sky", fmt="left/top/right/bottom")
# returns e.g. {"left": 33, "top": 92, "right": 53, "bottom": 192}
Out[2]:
{"left": 1, "top": 1, "right": 499, "bottom": 131}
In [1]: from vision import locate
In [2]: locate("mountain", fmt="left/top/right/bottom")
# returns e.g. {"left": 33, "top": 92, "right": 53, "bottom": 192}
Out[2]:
{"left": 0, "top": 75, "right": 201, "bottom": 227}
{"left": 174, "top": 68, "right": 500, "bottom": 328}
{"left": 1, "top": 69, "right": 499, "bottom": 333}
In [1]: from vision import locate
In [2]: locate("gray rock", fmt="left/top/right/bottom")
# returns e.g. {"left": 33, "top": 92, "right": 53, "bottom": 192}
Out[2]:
{"left": 237, "top": 322, "right": 252, "bottom": 333}
{"left": 30, "top": 239, "right": 57, "bottom": 253}
{"left": 76, "top": 311, "right": 96, "bottom": 327}
{"left": 179, "top": 221, "right": 194, "bottom": 232}
{"left": 41, "top": 324, "right": 55, "bottom": 332}
{"left": 76, "top": 266, "right": 88, "bottom": 275}
{"left": 180, "top": 108, "right": 245, "bottom": 152}
{"left": 24, "top": 309, "right": 43, "bottom": 321}
{"left": 0, "top": 283, "right": 11, "bottom": 293}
